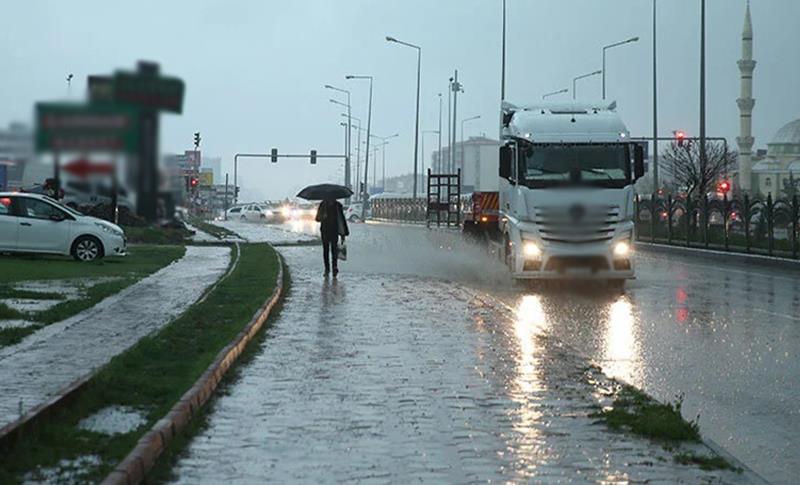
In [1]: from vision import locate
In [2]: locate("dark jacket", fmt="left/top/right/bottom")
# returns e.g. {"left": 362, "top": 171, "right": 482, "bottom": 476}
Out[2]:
{"left": 316, "top": 201, "right": 349, "bottom": 238}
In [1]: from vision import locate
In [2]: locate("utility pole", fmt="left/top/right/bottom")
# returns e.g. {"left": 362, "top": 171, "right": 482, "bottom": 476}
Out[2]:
{"left": 501, "top": 0, "right": 506, "bottom": 101}
{"left": 447, "top": 78, "right": 453, "bottom": 173}
{"left": 451, "top": 70, "right": 462, "bottom": 174}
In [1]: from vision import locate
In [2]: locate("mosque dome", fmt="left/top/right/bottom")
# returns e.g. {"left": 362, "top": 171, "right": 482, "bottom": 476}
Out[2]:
{"left": 770, "top": 119, "right": 800, "bottom": 145}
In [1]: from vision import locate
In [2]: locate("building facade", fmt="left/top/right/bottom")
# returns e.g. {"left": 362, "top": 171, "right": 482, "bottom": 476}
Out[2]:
{"left": 0, "top": 122, "right": 34, "bottom": 189}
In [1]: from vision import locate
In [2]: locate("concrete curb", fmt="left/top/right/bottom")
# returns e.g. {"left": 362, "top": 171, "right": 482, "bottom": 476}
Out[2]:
{"left": 101, "top": 248, "right": 284, "bottom": 485}
{"left": 636, "top": 240, "right": 800, "bottom": 271}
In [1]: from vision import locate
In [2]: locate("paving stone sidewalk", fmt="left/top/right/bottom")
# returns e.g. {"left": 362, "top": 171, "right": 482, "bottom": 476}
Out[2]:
{"left": 0, "top": 246, "right": 231, "bottom": 430}
{"left": 169, "top": 246, "right": 749, "bottom": 484}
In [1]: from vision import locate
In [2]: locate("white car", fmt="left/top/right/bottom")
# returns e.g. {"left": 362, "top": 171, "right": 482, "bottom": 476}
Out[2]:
{"left": 345, "top": 203, "right": 370, "bottom": 222}
{"left": 0, "top": 192, "right": 127, "bottom": 262}
{"left": 226, "top": 204, "right": 266, "bottom": 221}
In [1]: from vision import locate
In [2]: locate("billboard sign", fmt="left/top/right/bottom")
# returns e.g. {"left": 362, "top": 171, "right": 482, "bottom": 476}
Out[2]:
{"left": 35, "top": 103, "right": 139, "bottom": 153}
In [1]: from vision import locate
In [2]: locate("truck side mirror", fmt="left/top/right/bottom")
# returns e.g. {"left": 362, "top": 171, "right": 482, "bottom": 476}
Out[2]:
{"left": 633, "top": 144, "right": 645, "bottom": 180}
{"left": 499, "top": 145, "right": 512, "bottom": 179}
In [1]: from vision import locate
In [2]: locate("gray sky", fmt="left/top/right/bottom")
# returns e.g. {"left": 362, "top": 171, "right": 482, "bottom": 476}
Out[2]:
{"left": 2, "top": 0, "right": 799, "bottom": 200}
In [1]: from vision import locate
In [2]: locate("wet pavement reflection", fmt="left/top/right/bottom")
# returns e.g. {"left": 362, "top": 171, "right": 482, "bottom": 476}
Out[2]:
{"left": 169, "top": 222, "right": 751, "bottom": 484}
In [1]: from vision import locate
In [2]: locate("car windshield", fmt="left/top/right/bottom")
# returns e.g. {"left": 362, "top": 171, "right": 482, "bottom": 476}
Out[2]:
{"left": 43, "top": 196, "right": 83, "bottom": 217}
{"left": 519, "top": 142, "right": 631, "bottom": 189}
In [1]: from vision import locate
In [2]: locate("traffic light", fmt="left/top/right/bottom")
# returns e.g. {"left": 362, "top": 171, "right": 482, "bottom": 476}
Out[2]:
{"left": 717, "top": 181, "right": 731, "bottom": 195}
{"left": 271, "top": 148, "right": 278, "bottom": 163}
{"left": 193, "top": 132, "right": 201, "bottom": 149}
{"left": 310, "top": 150, "right": 317, "bottom": 165}
{"left": 190, "top": 177, "right": 199, "bottom": 189}
{"left": 674, "top": 130, "right": 686, "bottom": 147}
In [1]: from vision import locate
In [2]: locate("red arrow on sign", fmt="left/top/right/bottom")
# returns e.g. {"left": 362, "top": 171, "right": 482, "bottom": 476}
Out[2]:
{"left": 63, "top": 158, "right": 114, "bottom": 178}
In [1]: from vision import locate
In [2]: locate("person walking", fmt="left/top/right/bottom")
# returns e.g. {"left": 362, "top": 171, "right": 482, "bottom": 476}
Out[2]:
{"left": 315, "top": 198, "right": 349, "bottom": 277}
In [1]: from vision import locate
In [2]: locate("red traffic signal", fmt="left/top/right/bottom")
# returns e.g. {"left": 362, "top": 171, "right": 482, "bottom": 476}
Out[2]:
{"left": 674, "top": 130, "right": 686, "bottom": 147}
{"left": 190, "top": 177, "right": 199, "bottom": 188}
{"left": 717, "top": 181, "right": 731, "bottom": 194}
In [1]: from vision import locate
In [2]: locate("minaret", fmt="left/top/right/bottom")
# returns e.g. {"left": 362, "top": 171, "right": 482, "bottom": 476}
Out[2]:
{"left": 737, "top": 1, "right": 756, "bottom": 192}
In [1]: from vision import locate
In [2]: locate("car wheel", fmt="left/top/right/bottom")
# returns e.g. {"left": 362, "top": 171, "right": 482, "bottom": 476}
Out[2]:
{"left": 72, "top": 236, "right": 103, "bottom": 262}
{"left": 240, "top": 215, "right": 246, "bottom": 220}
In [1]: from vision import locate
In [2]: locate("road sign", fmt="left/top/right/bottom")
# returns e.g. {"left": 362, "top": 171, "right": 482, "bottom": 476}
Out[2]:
{"left": 35, "top": 103, "right": 139, "bottom": 153}
{"left": 113, "top": 71, "right": 185, "bottom": 114}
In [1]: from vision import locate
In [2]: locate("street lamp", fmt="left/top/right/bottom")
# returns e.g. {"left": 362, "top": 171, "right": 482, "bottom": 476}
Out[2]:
{"left": 602, "top": 36, "right": 639, "bottom": 99}
{"left": 572, "top": 70, "right": 602, "bottom": 100}
{"left": 460, "top": 115, "right": 481, "bottom": 169}
{"left": 341, "top": 113, "right": 362, "bottom": 194}
{"left": 346, "top": 75, "right": 373, "bottom": 219}
{"left": 386, "top": 35, "right": 422, "bottom": 199}
{"left": 372, "top": 133, "right": 399, "bottom": 190}
{"left": 325, "top": 84, "right": 351, "bottom": 191}
{"left": 543, "top": 88, "right": 569, "bottom": 100}
{"left": 652, "top": 0, "right": 659, "bottom": 189}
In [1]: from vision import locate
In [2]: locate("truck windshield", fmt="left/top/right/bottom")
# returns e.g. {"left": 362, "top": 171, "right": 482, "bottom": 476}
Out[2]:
{"left": 519, "top": 143, "right": 631, "bottom": 189}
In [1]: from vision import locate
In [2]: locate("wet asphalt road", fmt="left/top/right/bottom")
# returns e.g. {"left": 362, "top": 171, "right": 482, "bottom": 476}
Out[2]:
{"left": 175, "top": 220, "right": 796, "bottom": 483}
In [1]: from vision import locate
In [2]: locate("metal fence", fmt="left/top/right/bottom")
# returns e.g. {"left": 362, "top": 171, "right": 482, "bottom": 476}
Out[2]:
{"left": 371, "top": 198, "right": 427, "bottom": 223}
{"left": 635, "top": 193, "right": 800, "bottom": 258}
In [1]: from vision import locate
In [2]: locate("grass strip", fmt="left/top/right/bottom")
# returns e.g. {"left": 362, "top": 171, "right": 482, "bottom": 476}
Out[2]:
{"left": 187, "top": 216, "right": 241, "bottom": 239}
{"left": 0, "top": 243, "right": 279, "bottom": 484}
{"left": 674, "top": 452, "right": 742, "bottom": 472}
{"left": 0, "top": 287, "right": 65, "bottom": 300}
{"left": 0, "top": 246, "right": 185, "bottom": 349}
{"left": 122, "top": 225, "right": 194, "bottom": 245}
{"left": 591, "top": 385, "right": 700, "bottom": 442}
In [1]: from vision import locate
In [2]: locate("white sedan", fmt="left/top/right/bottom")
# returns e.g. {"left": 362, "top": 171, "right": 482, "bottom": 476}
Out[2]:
{"left": 0, "top": 192, "right": 127, "bottom": 262}
{"left": 226, "top": 204, "right": 267, "bottom": 221}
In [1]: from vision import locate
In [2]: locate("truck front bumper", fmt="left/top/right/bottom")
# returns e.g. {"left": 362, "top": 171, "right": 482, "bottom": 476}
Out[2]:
{"left": 512, "top": 243, "right": 634, "bottom": 280}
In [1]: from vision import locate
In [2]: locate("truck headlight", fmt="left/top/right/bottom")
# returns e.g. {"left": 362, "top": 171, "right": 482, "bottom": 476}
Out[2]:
{"left": 523, "top": 241, "right": 541, "bottom": 259}
{"left": 613, "top": 241, "right": 631, "bottom": 258}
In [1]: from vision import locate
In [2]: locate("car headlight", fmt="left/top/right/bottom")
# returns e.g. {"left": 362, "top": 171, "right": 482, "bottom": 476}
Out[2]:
{"left": 523, "top": 241, "right": 541, "bottom": 259}
{"left": 265, "top": 210, "right": 274, "bottom": 216}
{"left": 613, "top": 241, "right": 631, "bottom": 258}
{"left": 94, "top": 222, "right": 123, "bottom": 236}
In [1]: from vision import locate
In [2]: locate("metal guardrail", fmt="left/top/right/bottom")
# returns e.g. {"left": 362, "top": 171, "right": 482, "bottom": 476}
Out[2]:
{"left": 371, "top": 198, "right": 427, "bottom": 223}
{"left": 635, "top": 193, "right": 800, "bottom": 259}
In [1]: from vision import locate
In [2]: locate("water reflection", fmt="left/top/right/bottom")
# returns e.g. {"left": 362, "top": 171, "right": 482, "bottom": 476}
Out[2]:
{"left": 602, "top": 296, "right": 642, "bottom": 385}
{"left": 509, "top": 295, "right": 548, "bottom": 473}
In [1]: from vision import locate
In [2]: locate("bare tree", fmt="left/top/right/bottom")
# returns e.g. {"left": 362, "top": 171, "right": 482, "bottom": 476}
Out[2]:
{"left": 659, "top": 141, "right": 737, "bottom": 199}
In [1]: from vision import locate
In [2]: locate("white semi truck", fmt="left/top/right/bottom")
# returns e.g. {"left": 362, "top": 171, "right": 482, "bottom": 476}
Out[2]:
{"left": 498, "top": 100, "right": 645, "bottom": 285}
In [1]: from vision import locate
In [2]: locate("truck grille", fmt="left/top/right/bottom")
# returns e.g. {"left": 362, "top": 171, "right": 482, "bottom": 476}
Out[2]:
{"left": 533, "top": 205, "right": 620, "bottom": 244}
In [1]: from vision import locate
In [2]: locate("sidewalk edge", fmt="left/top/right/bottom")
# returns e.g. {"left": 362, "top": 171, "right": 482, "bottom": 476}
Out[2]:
{"left": 101, "top": 248, "right": 285, "bottom": 485}
{"left": 635, "top": 241, "right": 800, "bottom": 270}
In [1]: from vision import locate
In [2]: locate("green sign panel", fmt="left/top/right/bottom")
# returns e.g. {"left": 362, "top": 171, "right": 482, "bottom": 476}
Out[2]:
{"left": 113, "top": 72, "right": 185, "bottom": 114}
{"left": 35, "top": 103, "right": 139, "bottom": 153}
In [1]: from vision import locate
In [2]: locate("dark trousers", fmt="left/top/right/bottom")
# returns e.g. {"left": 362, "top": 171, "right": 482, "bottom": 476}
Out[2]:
{"left": 322, "top": 234, "right": 339, "bottom": 272}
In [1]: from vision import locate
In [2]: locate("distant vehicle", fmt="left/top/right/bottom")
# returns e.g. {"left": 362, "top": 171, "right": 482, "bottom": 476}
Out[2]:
{"left": 61, "top": 179, "right": 134, "bottom": 211}
{"left": 344, "top": 203, "right": 370, "bottom": 222}
{"left": 226, "top": 204, "right": 266, "bottom": 221}
{"left": 0, "top": 192, "right": 127, "bottom": 262}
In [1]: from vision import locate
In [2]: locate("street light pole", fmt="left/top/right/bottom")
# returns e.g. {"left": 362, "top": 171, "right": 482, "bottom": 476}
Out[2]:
{"left": 699, "top": 0, "right": 707, "bottom": 171}
{"left": 346, "top": 75, "right": 373, "bottom": 220}
{"left": 602, "top": 36, "right": 639, "bottom": 99}
{"left": 447, "top": 78, "right": 453, "bottom": 172}
{"left": 572, "top": 70, "right": 602, "bottom": 100}
{"left": 386, "top": 36, "right": 422, "bottom": 199}
{"left": 652, "top": 0, "right": 659, "bottom": 189}
{"left": 501, "top": 0, "right": 506, "bottom": 101}
{"left": 542, "top": 88, "right": 569, "bottom": 99}
{"left": 451, "top": 70, "right": 462, "bottom": 173}
{"left": 325, "top": 84, "right": 351, "bottom": 191}
{"left": 437, "top": 93, "right": 443, "bottom": 172}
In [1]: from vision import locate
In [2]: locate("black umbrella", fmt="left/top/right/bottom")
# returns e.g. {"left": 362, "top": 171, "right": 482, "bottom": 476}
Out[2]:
{"left": 297, "top": 183, "right": 353, "bottom": 201}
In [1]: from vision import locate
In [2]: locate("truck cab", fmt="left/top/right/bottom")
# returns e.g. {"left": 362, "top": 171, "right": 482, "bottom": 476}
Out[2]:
{"left": 499, "top": 101, "right": 645, "bottom": 284}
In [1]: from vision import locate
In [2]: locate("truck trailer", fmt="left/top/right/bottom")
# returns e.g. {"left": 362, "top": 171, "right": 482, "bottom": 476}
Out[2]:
{"left": 497, "top": 100, "right": 645, "bottom": 285}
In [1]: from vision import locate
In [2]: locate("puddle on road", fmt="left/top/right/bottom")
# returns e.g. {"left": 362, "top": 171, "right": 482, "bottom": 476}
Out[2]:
{"left": 78, "top": 405, "right": 148, "bottom": 435}
{"left": 1, "top": 298, "right": 62, "bottom": 313}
